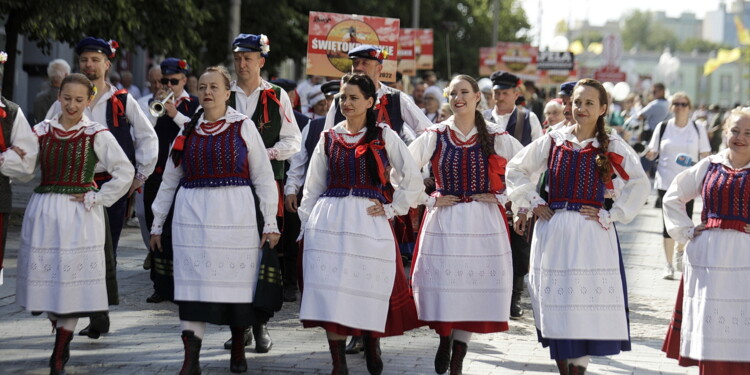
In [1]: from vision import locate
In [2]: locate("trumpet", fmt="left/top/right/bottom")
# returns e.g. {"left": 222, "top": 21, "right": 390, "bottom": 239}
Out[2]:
{"left": 149, "top": 91, "right": 174, "bottom": 117}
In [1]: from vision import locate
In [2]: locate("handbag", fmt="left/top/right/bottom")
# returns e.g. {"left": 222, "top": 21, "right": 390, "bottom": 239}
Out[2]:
{"left": 253, "top": 242, "right": 283, "bottom": 314}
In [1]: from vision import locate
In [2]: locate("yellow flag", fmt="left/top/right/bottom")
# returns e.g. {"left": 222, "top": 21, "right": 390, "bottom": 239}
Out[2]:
{"left": 735, "top": 16, "right": 750, "bottom": 45}
{"left": 569, "top": 40, "right": 584, "bottom": 55}
{"left": 587, "top": 42, "right": 603, "bottom": 55}
{"left": 703, "top": 58, "right": 722, "bottom": 76}
{"left": 716, "top": 48, "right": 742, "bottom": 64}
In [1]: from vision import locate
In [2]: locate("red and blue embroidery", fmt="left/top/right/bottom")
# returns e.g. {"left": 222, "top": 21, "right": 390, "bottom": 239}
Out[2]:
{"left": 430, "top": 129, "right": 495, "bottom": 201}
{"left": 701, "top": 162, "right": 750, "bottom": 232}
{"left": 320, "top": 129, "right": 390, "bottom": 203}
{"left": 180, "top": 121, "right": 251, "bottom": 188}
{"left": 547, "top": 141, "right": 605, "bottom": 210}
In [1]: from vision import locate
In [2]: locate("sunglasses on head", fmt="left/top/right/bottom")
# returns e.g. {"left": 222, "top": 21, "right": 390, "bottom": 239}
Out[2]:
{"left": 672, "top": 102, "right": 689, "bottom": 107}
{"left": 161, "top": 78, "right": 181, "bottom": 85}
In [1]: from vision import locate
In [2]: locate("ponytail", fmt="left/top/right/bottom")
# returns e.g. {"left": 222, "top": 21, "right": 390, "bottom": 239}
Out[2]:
{"left": 474, "top": 110, "right": 495, "bottom": 156}
{"left": 575, "top": 78, "right": 612, "bottom": 185}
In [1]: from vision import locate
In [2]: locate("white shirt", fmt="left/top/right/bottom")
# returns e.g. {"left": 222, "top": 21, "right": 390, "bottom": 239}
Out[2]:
{"left": 230, "top": 79, "right": 301, "bottom": 161}
{"left": 0, "top": 101, "right": 38, "bottom": 181}
{"left": 46, "top": 84, "right": 158, "bottom": 180}
{"left": 647, "top": 119, "right": 711, "bottom": 190}
{"left": 323, "top": 83, "right": 430, "bottom": 137}
{"left": 284, "top": 123, "right": 311, "bottom": 196}
{"left": 484, "top": 106, "right": 543, "bottom": 144}
{"left": 138, "top": 90, "right": 196, "bottom": 128}
{"left": 506, "top": 126, "right": 650, "bottom": 224}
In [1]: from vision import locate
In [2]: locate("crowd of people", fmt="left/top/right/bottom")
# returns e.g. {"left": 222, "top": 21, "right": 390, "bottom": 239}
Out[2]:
{"left": 0, "top": 30, "right": 747, "bottom": 375}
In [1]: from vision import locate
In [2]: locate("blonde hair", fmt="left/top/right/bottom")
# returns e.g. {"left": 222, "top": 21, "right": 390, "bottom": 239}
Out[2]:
{"left": 670, "top": 92, "right": 692, "bottom": 109}
{"left": 724, "top": 106, "right": 750, "bottom": 133}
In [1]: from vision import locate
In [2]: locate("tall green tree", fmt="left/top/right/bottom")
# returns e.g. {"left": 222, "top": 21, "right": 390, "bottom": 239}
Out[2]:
{"left": 621, "top": 10, "right": 678, "bottom": 52}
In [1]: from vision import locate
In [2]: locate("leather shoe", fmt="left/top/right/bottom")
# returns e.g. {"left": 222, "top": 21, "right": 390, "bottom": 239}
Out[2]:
{"left": 224, "top": 327, "right": 252, "bottom": 350}
{"left": 252, "top": 324, "right": 273, "bottom": 353}
{"left": 283, "top": 285, "right": 297, "bottom": 302}
{"left": 146, "top": 291, "right": 165, "bottom": 303}
{"left": 78, "top": 313, "right": 110, "bottom": 339}
{"left": 345, "top": 335, "right": 364, "bottom": 354}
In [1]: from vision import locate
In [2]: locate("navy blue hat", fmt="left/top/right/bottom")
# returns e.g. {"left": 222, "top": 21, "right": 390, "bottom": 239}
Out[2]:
{"left": 161, "top": 57, "right": 190, "bottom": 75}
{"left": 232, "top": 33, "right": 270, "bottom": 57}
{"left": 321, "top": 80, "right": 341, "bottom": 96}
{"left": 490, "top": 71, "right": 521, "bottom": 90}
{"left": 558, "top": 81, "right": 577, "bottom": 97}
{"left": 348, "top": 44, "right": 387, "bottom": 64}
{"left": 269, "top": 78, "right": 297, "bottom": 92}
{"left": 75, "top": 37, "right": 118, "bottom": 59}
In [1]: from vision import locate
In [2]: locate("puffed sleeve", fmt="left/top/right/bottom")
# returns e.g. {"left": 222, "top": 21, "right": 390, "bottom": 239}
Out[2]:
{"left": 399, "top": 92, "right": 430, "bottom": 136}
{"left": 150, "top": 135, "right": 185, "bottom": 234}
{"left": 506, "top": 134, "right": 554, "bottom": 209}
{"left": 126, "top": 94, "right": 158, "bottom": 181}
{"left": 407, "top": 129, "right": 438, "bottom": 204}
{"left": 266, "top": 89, "right": 302, "bottom": 161}
{"left": 240, "top": 118, "right": 280, "bottom": 234}
{"left": 663, "top": 158, "right": 711, "bottom": 244}
{"left": 298, "top": 131, "right": 329, "bottom": 228}
{"left": 283, "top": 124, "right": 310, "bottom": 196}
{"left": 606, "top": 137, "right": 650, "bottom": 224}
{"left": 493, "top": 132, "right": 524, "bottom": 161}
{"left": 0, "top": 109, "right": 39, "bottom": 180}
{"left": 90, "top": 129, "right": 135, "bottom": 208}
{"left": 381, "top": 125, "right": 424, "bottom": 218}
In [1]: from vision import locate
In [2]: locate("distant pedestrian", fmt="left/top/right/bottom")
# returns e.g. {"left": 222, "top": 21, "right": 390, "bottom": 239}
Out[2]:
{"left": 32, "top": 59, "right": 70, "bottom": 124}
{"left": 661, "top": 107, "right": 750, "bottom": 375}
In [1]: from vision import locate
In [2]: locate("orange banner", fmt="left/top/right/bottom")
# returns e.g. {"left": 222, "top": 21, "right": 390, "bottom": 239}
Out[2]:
{"left": 415, "top": 29, "right": 434, "bottom": 70}
{"left": 398, "top": 28, "right": 417, "bottom": 76}
{"left": 306, "top": 11, "right": 400, "bottom": 82}
{"left": 496, "top": 42, "right": 538, "bottom": 82}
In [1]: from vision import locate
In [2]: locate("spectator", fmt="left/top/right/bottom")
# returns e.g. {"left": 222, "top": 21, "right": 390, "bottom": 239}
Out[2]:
{"left": 638, "top": 83, "right": 669, "bottom": 142}
{"left": 32, "top": 59, "right": 70, "bottom": 124}
{"left": 117, "top": 71, "right": 142, "bottom": 99}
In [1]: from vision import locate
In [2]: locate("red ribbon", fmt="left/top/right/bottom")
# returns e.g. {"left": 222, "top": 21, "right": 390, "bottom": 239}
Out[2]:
{"left": 604, "top": 151, "right": 630, "bottom": 190}
{"left": 355, "top": 139, "right": 387, "bottom": 185}
{"left": 0, "top": 107, "right": 6, "bottom": 119}
{"left": 0, "top": 108, "right": 6, "bottom": 152}
{"left": 375, "top": 95, "right": 391, "bottom": 127}
{"left": 488, "top": 154, "right": 508, "bottom": 192}
{"left": 111, "top": 88, "right": 128, "bottom": 127}
{"left": 260, "top": 88, "right": 291, "bottom": 127}
{"left": 172, "top": 135, "right": 186, "bottom": 151}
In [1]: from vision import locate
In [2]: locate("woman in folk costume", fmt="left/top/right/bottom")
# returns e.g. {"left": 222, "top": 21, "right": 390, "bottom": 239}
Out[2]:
{"left": 297, "top": 73, "right": 423, "bottom": 375}
{"left": 661, "top": 107, "right": 750, "bottom": 374}
{"left": 506, "top": 78, "right": 649, "bottom": 375}
{"left": 15, "top": 73, "right": 134, "bottom": 375}
{"left": 149, "top": 66, "right": 279, "bottom": 375}
{"left": 408, "top": 74, "right": 523, "bottom": 375}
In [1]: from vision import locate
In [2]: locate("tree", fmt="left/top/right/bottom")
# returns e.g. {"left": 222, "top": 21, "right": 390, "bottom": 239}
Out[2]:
{"left": 554, "top": 19, "right": 568, "bottom": 36}
{"left": 677, "top": 38, "right": 730, "bottom": 54}
{"left": 621, "top": 10, "right": 678, "bottom": 52}
{"left": 0, "top": 0, "right": 211, "bottom": 99}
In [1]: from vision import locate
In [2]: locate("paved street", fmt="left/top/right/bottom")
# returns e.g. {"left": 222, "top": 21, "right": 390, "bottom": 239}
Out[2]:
{"left": 0, "top": 175, "right": 698, "bottom": 374}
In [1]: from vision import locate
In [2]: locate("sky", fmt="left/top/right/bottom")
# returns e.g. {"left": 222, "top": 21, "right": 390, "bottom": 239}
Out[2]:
{"left": 521, "top": 0, "right": 723, "bottom": 49}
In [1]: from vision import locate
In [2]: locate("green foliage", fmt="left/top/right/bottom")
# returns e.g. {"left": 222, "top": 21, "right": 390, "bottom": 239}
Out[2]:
{"left": 573, "top": 30, "right": 603, "bottom": 45}
{"left": 676, "top": 38, "right": 731, "bottom": 53}
{"left": 621, "top": 10, "right": 678, "bottom": 51}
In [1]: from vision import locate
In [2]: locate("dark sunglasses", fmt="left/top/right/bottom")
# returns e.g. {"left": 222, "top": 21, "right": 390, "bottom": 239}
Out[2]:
{"left": 161, "top": 78, "right": 181, "bottom": 85}
{"left": 672, "top": 102, "right": 689, "bottom": 107}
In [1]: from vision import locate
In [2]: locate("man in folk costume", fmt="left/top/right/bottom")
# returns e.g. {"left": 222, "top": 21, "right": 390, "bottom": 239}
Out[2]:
{"left": 324, "top": 44, "right": 430, "bottom": 139}
{"left": 282, "top": 80, "right": 340, "bottom": 303}
{"left": 222, "top": 33, "right": 301, "bottom": 354}
{"left": 482, "top": 71, "right": 543, "bottom": 320}
{"left": 142, "top": 58, "right": 200, "bottom": 304}
{"left": 0, "top": 51, "right": 40, "bottom": 286}
{"left": 46, "top": 36, "right": 158, "bottom": 339}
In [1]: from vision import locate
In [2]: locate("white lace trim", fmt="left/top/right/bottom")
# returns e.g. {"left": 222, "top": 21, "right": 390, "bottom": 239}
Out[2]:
{"left": 263, "top": 221, "right": 280, "bottom": 234}
{"left": 529, "top": 194, "right": 547, "bottom": 211}
{"left": 383, "top": 204, "right": 397, "bottom": 219}
{"left": 597, "top": 209, "right": 612, "bottom": 230}
{"left": 83, "top": 191, "right": 98, "bottom": 211}
{"left": 494, "top": 193, "right": 508, "bottom": 206}
{"left": 425, "top": 195, "right": 437, "bottom": 209}
{"left": 150, "top": 223, "right": 163, "bottom": 236}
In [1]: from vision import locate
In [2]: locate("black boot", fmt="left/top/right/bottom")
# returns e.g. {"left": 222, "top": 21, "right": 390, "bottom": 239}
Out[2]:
{"left": 229, "top": 326, "right": 248, "bottom": 373}
{"left": 146, "top": 290, "right": 166, "bottom": 303}
{"left": 252, "top": 324, "right": 273, "bottom": 353}
{"left": 328, "top": 339, "right": 349, "bottom": 375}
{"left": 567, "top": 363, "right": 586, "bottom": 375}
{"left": 449, "top": 340, "right": 467, "bottom": 375}
{"left": 555, "top": 360, "right": 569, "bottom": 375}
{"left": 363, "top": 336, "right": 383, "bottom": 375}
{"left": 510, "top": 276, "right": 525, "bottom": 319}
{"left": 49, "top": 327, "right": 73, "bottom": 375}
{"left": 283, "top": 283, "right": 297, "bottom": 302}
{"left": 345, "top": 335, "right": 364, "bottom": 354}
{"left": 224, "top": 327, "right": 252, "bottom": 350}
{"left": 179, "top": 330, "right": 202, "bottom": 375}
{"left": 434, "top": 335, "right": 451, "bottom": 374}
{"left": 78, "top": 312, "right": 110, "bottom": 339}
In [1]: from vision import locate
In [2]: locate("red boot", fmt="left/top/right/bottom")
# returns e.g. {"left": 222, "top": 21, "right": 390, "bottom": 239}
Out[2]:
{"left": 229, "top": 326, "right": 248, "bottom": 373}
{"left": 328, "top": 339, "right": 348, "bottom": 375}
{"left": 49, "top": 327, "right": 73, "bottom": 375}
{"left": 179, "top": 330, "right": 202, "bottom": 375}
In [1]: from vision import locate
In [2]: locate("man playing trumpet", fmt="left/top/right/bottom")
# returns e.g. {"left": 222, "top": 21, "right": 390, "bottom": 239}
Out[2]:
{"left": 142, "top": 57, "right": 200, "bottom": 304}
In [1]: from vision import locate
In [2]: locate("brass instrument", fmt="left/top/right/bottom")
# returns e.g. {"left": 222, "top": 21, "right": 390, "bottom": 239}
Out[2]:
{"left": 149, "top": 91, "right": 174, "bottom": 117}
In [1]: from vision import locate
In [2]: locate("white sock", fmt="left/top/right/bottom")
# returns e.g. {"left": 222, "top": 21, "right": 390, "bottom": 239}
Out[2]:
{"left": 180, "top": 320, "right": 206, "bottom": 339}
{"left": 568, "top": 355, "right": 590, "bottom": 367}
{"left": 56, "top": 318, "right": 79, "bottom": 331}
{"left": 452, "top": 329, "right": 473, "bottom": 344}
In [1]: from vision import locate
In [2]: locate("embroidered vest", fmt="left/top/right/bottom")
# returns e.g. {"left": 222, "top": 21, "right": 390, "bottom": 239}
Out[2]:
{"left": 0, "top": 97, "right": 18, "bottom": 213}
{"left": 180, "top": 121, "right": 252, "bottom": 189}
{"left": 701, "top": 162, "right": 750, "bottom": 232}
{"left": 430, "top": 129, "right": 491, "bottom": 199}
{"left": 505, "top": 107, "right": 532, "bottom": 146}
{"left": 320, "top": 129, "right": 389, "bottom": 203}
{"left": 547, "top": 141, "right": 605, "bottom": 210}
{"left": 35, "top": 125, "right": 100, "bottom": 194}
{"left": 153, "top": 95, "right": 199, "bottom": 175}
{"left": 253, "top": 85, "right": 284, "bottom": 180}
{"left": 104, "top": 90, "right": 136, "bottom": 166}
{"left": 334, "top": 92, "right": 404, "bottom": 133}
